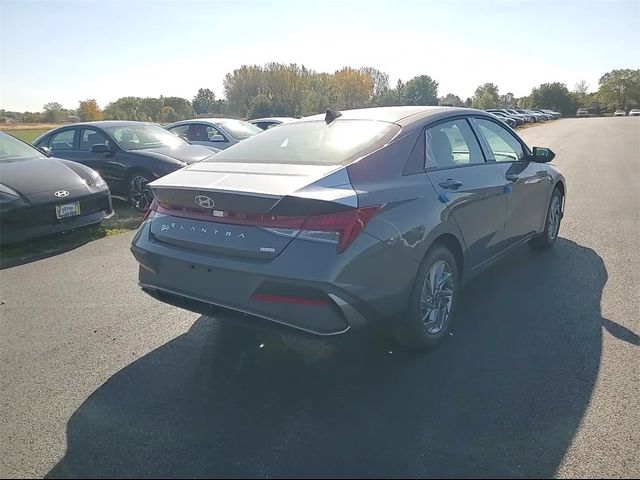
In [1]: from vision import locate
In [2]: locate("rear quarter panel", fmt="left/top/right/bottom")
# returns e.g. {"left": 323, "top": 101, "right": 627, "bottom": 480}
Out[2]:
{"left": 347, "top": 126, "right": 467, "bottom": 273}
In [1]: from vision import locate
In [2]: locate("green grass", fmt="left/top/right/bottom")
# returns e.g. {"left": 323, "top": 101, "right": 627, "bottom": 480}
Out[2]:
{"left": 7, "top": 128, "right": 49, "bottom": 143}
{"left": 0, "top": 201, "right": 143, "bottom": 269}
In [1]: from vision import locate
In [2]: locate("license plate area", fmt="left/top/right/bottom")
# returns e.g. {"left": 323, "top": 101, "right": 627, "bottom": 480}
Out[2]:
{"left": 55, "top": 201, "right": 81, "bottom": 219}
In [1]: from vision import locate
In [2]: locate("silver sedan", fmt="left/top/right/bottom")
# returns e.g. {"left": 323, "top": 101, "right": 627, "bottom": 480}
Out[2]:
{"left": 164, "top": 118, "right": 263, "bottom": 150}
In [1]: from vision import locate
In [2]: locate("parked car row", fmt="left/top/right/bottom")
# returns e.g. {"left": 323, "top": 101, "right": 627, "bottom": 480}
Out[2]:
{"left": 485, "top": 108, "right": 561, "bottom": 127}
{"left": 576, "top": 108, "right": 640, "bottom": 117}
{"left": 612, "top": 109, "right": 640, "bottom": 117}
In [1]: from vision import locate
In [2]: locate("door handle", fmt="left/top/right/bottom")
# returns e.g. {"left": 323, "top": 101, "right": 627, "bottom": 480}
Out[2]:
{"left": 438, "top": 179, "right": 463, "bottom": 190}
{"left": 505, "top": 174, "right": 519, "bottom": 182}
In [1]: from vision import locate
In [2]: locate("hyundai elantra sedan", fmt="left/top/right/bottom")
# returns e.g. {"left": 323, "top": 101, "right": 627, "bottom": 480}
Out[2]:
{"left": 131, "top": 107, "right": 566, "bottom": 348}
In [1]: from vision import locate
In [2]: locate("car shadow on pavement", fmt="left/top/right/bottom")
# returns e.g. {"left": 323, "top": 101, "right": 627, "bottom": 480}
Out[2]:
{"left": 48, "top": 238, "right": 614, "bottom": 478}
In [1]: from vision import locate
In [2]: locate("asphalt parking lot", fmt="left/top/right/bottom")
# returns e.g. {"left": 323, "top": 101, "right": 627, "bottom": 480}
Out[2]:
{"left": 1, "top": 117, "right": 639, "bottom": 478}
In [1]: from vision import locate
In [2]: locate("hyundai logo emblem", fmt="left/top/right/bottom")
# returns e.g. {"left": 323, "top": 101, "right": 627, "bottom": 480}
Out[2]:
{"left": 194, "top": 195, "right": 215, "bottom": 209}
{"left": 54, "top": 190, "right": 70, "bottom": 198}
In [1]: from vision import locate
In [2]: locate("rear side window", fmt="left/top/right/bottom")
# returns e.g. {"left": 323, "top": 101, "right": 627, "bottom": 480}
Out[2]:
{"left": 475, "top": 118, "right": 525, "bottom": 162}
{"left": 208, "top": 120, "right": 401, "bottom": 166}
{"left": 49, "top": 129, "right": 75, "bottom": 151}
{"left": 425, "top": 119, "right": 484, "bottom": 169}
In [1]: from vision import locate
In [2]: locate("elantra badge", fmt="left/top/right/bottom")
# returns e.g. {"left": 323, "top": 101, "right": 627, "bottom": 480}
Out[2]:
{"left": 54, "top": 190, "right": 70, "bottom": 198}
{"left": 195, "top": 195, "right": 215, "bottom": 209}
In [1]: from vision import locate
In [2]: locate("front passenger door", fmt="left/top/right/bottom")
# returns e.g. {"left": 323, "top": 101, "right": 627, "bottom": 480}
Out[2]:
{"left": 46, "top": 128, "right": 78, "bottom": 160}
{"left": 424, "top": 118, "right": 507, "bottom": 269}
{"left": 77, "top": 128, "right": 111, "bottom": 180}
{"left": 474, "top": 118, "right": 553, "bottom": 246}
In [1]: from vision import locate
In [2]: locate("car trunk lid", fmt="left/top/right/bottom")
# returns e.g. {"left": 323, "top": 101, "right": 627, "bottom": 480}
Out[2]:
{"left": 146, "top": 161, "right": 361, "bottom": 260}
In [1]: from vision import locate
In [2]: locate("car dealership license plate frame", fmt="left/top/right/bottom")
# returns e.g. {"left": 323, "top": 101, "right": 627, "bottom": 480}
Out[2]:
{"left": 55, "top": 201, "right": 81, "bottom": 219}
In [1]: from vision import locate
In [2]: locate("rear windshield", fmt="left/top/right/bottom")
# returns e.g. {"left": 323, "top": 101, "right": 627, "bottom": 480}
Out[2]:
{"left": 207, "top": 119, "right": 401, "bottom": 165}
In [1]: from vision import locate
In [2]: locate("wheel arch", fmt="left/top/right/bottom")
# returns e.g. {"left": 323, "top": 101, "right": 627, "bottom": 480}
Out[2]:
{"left": 429, "top": 233, "right": 464, "bottom": 279}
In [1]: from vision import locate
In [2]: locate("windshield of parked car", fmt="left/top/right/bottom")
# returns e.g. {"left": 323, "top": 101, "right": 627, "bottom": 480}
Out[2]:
{"left": 207, "top": 119, "right": 401, "bottom": 165}
{"left": 218, "top": 120, "right": 263, "bottom": 140}
{"left": 0, "top": 131, "right": 42, "bottom": 161}
{"left": 104, "top": 123, "right": 186, "bottom": 150}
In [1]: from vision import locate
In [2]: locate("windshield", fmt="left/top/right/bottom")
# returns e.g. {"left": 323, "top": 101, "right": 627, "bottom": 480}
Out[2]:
{"left": 218, "top": 120, "right": 263, "bottom": 140}
{"left": 104, "top": 123, "right": 186, "bottom": 150}
{"left": 207, "top": 119, "right": 401, "bottom": 165}
{"left": 0, "top": 131, "right": 42, "bottom": 161}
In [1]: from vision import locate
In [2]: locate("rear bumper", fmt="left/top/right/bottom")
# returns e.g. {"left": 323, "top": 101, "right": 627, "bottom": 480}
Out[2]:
{"left": 130, "top": 215, "right": 417, "bottom": 336}
{"left": 132, "top": 243, "right": 371, "bottom": 336}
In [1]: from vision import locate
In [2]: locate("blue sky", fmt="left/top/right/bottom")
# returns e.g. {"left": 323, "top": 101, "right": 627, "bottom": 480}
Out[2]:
{"left": 1, "top": 0, "right": 638, "bottom": 111}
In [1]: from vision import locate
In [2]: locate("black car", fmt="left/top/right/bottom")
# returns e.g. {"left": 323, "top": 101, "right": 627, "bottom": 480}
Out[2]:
{"left": 34, "top": 121, "right": 216, "bottom": 210}
{"left": 0, "top": 131, "right": 113, "bottom": 244}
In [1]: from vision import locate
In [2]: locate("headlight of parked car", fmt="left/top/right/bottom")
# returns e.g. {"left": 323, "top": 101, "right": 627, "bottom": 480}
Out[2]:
{"left": 89, "top": 173, "right": 107, "bottom": 188}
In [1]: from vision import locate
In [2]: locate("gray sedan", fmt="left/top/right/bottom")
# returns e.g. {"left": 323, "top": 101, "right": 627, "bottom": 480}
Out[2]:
{"left": 164, "top": 118, "right": 263, "bottom": 151}
{"left": 132, "top": 107, "right": 566, "bottom": 349}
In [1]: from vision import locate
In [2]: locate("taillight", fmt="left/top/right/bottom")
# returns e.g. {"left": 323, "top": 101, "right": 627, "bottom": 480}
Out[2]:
{"left": 152, "top": 201, "right": 381, "bottom": 254}
{"left": 142, "top": 200, "right": 158, "bottom": 222}
{"left": 299, "top": 206, "right": 381, "bottom": 253}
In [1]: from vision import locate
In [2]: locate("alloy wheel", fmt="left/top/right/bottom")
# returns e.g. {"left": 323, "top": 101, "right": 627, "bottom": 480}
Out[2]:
{"left": 547, "top": 195, "right": 562, "bottom": 241}
{"left": 420, "top": 260, "right": 455, "bottom": 335}
{"left": 129, "top": 175, "right": 154, "bottom": 211}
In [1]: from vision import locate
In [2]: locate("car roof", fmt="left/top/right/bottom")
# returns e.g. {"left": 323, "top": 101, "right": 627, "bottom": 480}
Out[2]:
{"left": 249, "top": 117, "right": 297, "bottom": 123}
{"left": 53, "top": 120, "right": 159, "bottom": 129}
{"left": 294, "top": 106, "right": 487, "bottom": 128}
{"left": 171, "top": 118, "right": 245, "bottom": 125}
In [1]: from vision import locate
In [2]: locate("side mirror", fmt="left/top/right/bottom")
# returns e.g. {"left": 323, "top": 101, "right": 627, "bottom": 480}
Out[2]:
{"left": 39, "top": 146, "right": 52, "bottom": 157}
{"left": 532, "top": 146, "right": 555, "bottom": 163}
{"left": 91, "top": 144, "right": 110, "bottom": 154}
{"left": 209, "top": 134, "right": 225, "bottom": 143}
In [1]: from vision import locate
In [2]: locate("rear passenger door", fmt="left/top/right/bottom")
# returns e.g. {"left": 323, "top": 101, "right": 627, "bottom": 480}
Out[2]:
{"left": 424, "top": 118, "right": 508, "bottom": 269}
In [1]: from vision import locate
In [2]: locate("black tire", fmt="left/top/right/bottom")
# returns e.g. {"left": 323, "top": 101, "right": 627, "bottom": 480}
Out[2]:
{"left": 127, "top": 170, "right": 154, "bottom": 211}
{"left": 393, "top": 245, "right": 460, "bottom": 349}
{"left": 530, "top": 187, "right": 563, "bottom": 250}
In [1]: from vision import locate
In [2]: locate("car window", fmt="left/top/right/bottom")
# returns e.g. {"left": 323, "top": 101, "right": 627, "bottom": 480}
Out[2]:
{"left": 104, "top": 124, "right": 185, "bottom": 150}
{"left": 0, "top": 131, "right": 42, "bottom": 160}
{"left": 79, "top": 129, "right": 108, "bottom": 151}
{"left": 208, "top": 119, "right": 400, "bottom": 166}
{"left": 425, "top": 119, "right": 484, "bottom": 169}
{"left": 49, "top": 129, "right": 76, "bottom": 151}
{"left": 206, "top": 125, "right": 226, "bottom": 140}
{"left": 475, "top": 118, "right": 525, "bottom": 162}
{"left": 218, "top": 120, "right": 262, "bottom": 140}
{"left": 169, "top": 124, "right": 225, "bottom": 142}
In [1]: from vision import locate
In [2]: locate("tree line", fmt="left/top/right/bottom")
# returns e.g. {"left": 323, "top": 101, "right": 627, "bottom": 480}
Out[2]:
{"left": 2, "top": 66, "right": 638, "bottom": 124}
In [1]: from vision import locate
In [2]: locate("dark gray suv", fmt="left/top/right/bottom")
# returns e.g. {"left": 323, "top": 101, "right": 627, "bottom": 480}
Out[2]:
{"left": 131, "top": 107, "right": 566, "bottom": 348}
